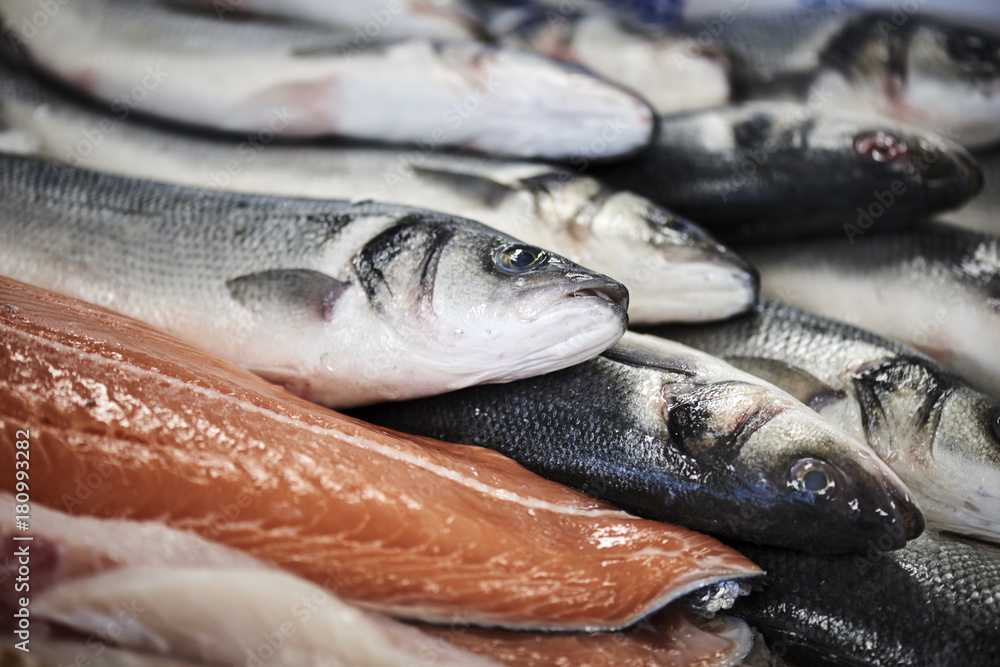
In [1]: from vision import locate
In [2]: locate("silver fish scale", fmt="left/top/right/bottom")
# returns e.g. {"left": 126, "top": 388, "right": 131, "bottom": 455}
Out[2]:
{"left": 0, "top": 154, "right": 409, "bottom": 304}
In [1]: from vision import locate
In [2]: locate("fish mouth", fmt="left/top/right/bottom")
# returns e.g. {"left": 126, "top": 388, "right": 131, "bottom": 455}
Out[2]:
{"left": 889, "top": 481, "right": 926, "bottom": 542}
{"left": 565, "top": 279, "right": 630, "bottom": 311}
{"left": 924, "top": 146, "right": 985, "bottom": 212}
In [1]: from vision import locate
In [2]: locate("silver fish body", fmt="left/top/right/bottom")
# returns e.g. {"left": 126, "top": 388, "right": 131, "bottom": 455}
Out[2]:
{"left": 653, "top": 299, "right": 1000, "bottom": 544}
{"left": 0, "top": 0, "right": 654, "bottom": 159}
{"left": 353, "top": 331, "right": 924, "bottom": 554}
{"left": 743, "top": 222, "right": 1000, "bottom": 400}
{"left": 0, "top": 60, "right": 756, "bottom": 325}
{"left": 706, "top": 11, "right": 1000, "bottom": 149}
{"left": 593, "top": 102, "right": 982, "bottom": 241}
{"left": 0, "top": 153, "right": 629, "bottom": 408}
{"left": 730, "top": 531, "right": 1000, "bottom": 667}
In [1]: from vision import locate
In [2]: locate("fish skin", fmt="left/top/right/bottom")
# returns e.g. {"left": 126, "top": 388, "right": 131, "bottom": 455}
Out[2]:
{"left": 742, "top": 221, "right": 1000, "bottom": 401}
{"left": 0, "top": 59, "right": 756, "bottom": 325}
{"left": 728, "top": 531, "right": 1000, "bottom": 667}
{"left": 0, "top": 277, "right": 762, "bottom": 630}
{"left": 352, "top": 331, "right": 924, "bottom": 554}
{"left": 0, "top": 152, "right": 628, "bottom": 409}
{"left": 652, "top": 298, "right": 1000, "bottom": 545}
{"left": 592, "top": 102, "right": 983, "bottom": 241}
{"left": 705, "top": 10, "right": 1000, "bottom": 149}
{"left": 0, "top": 0, "right": 654, "bottom": 160}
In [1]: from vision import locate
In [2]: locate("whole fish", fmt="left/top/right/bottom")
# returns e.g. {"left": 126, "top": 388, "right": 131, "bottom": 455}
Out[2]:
{"left": 352, "top": 331, "right": 924, "bottom": 554}
{"left": 702, "top": 10, "right": 1000, "bottom": 149}
{"left": 742, "top": 222, "right": 1000, "bottom": 400}
{"left": 0, "top": 0, "right": 653, "bottom": 160}
{"left": 0, "top": 60, "right": 757, "bottom": 325}
{"left": 729, "top": 531, "right": 1000, "bottom": 667}
{"left": 0, "top": 153, "right": 628, "bottom": 408}
{"left": 593, "top": 102, "right": 982, "bottom": 241}
{"left": 483, "top": 4, "right": 731, "bottom": 113}
{"left": 184, "top": 0, "right": 483, "bottom": 40}
{"left": 0, "top": 277, "right": 762, "bottom": 630}
{"left": 653, "top": 298, "right": 1000, "bottom": 544}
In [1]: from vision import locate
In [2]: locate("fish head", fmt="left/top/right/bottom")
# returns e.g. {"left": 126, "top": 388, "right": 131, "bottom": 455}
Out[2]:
{"left": 902, "top": 20, "right": 1000, "bottom": 149}
{"left": 662, "top": 378, "right": 923, "bottom": 553}
{"left": 808, "top": 111, "right": 983, "bottom": 217}
{"left": 852, "top": 357, "right": 1000, "bottom": 542}
{"left": 353, "top": 214, "right": 628, "bottom": 385}
{"left": 526, "top": 175, "right": 758, "bottom": 324}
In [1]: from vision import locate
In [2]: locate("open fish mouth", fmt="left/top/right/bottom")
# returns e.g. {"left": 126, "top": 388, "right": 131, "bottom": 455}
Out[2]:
{"left": 567, "top": 281, "right": 629, "bottom": 307}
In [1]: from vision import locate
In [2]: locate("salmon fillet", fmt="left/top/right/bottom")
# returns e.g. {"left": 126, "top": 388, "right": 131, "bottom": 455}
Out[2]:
{"left": 0, "top": 277, "right": 760, "bottom": 630}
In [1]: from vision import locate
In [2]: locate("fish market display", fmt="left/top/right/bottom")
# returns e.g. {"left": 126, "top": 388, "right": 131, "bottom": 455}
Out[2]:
{"left": 352, "top": 331, "right": 924, "bottom": 553}
{"left": 730, "top": 531, "right": 1000, "bottom": 666}
{"left": 418, "top": 607, "right": 755, "bottom": 667}
{"left": 0, "top": 60, "right": 756, "bottom": 324}
{"left": 485, "top": 4, "right": 731, "bottom": 113}
{"left": 0, "top": 277, "right": 762, "bottom": 630}
{"left": 743, "top": 222, "right": 1000, "bottom": 400}
{"left": 654, "top": 299, "right": 1000, "bottom": 544}
{"left": 0, "top": 153, "right": 630, "bottom": 408}
{"left": 187, "top": 0, "right": 482, "bottom": 40}
{"left": 593, "top": 102, "right": 982, "bottom": 241}
{"left": 699, "top": 10, "right": 1000, "bottom": 149}
{"left": 0, "top": 0, "right": 654, "bottom": 159}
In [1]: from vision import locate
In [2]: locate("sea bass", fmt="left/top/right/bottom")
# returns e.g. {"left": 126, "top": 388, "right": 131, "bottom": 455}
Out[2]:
{"left": 352, "top": 331, "right": 923, "bottom": 554}
{"left": 947, "top": 149, "right": 1000, "bottom": 235}
{"left": 0, "top": 277, "right": 762, "bottom": 630}
{"left": 654, "top": 298, "right": 1000, "bottom": 544}
{"left": 0, "top": 0, "right": 653, "bottom": 160}
{"left": 0, "top": 60, "right": 756, "bottom": 324}
{"left": 483, "top": 3, "right": 730, "bottom": 113}
{"left": 730, "top": 532, "right": 1000, "bottom": 667}
{"left": 593, "top": 102, "right": 982, "bottom": 241}
{"left": 704, "top": 10, "right": 1000, "bottom": 148}
{"left": 0, "top": 153, "right": 628, "bottom": 409}
{"left": 743, "top": 221, "right": 1000, "bottom": 400}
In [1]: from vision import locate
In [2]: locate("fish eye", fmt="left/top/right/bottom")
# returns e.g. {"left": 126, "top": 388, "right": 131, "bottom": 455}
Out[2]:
{"left": 947, "top": 32, "right": 1000, "bottom": 73}
{"left": 495, "top": 244, "right": 548, "bottom": 274}
{"left": 788, "top": 458, "right": 838, "bottom": 496}
{"left": 854, "top": 132, "right": 907, "bottom": 163}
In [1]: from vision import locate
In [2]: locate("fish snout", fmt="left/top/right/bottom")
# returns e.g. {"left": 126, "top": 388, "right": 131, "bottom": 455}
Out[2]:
{"left": 887, "top": 477, "right": 926, "bottom": 542}
{"left": 922, "top": 144, "right": 985, "bottom": 212}
{"left": 564, "top": 275, "right": 630, "bottom": 311}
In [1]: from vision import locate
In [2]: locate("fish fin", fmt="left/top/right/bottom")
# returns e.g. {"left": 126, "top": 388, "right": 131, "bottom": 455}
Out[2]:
{"left": 412, "top": 166, "right": 518, "bottom": 207}
{"left": 602, "top": 339, "right": 698, "bottom": 376}
{"left": 723, "top": 356, "right": 846, "bottom": 411}
{"left": 226, "top": 269, "right": 349, "bottom": 322}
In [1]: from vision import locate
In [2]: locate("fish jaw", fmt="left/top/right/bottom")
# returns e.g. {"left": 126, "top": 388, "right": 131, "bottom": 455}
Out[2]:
{"left": 586, "top": 192, "right": 759, "bottom": 324}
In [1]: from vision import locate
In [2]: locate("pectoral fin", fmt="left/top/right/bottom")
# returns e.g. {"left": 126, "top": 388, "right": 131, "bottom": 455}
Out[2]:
{"left": 724, "top": 356, "right": 846, "bottom": 411}
{"left": 226, "top": 269, "right": 349, "bottom": 322}
{"left": 413, "top": 166, "right": 517, "bottom": 207}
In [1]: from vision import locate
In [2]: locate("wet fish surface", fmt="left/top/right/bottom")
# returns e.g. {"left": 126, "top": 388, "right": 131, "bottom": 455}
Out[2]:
{"left": 352, "top": 331, "right": 923, "bottom": 554}
{"left": 702, "top": 10, "right": 1000, "bottom": 149}
{"left": 948, "top": 149, "right": 1000, "bottom": 234}
{"left": 0, "top": 153, "right": 629, "bottom": 408}
{"left": 742, "top": 221, "right": 1000, "bottom": 401}
{"left": 729, "top": 531, "right": 1000, "bottom": 667}
{"left": 0, "top": 59, "right": 756, "bottom": 324}
{"left": 0, "top": 0, "right": 654, "bottom": 159}
{"left": 0, "top": 277, "right": 762, "bottom": 630}
{"left": 653, "top": 298, "right": 1000, "bottom": 544}
{"left": 593, "top": 102, "right": 982, "bottom": 241}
